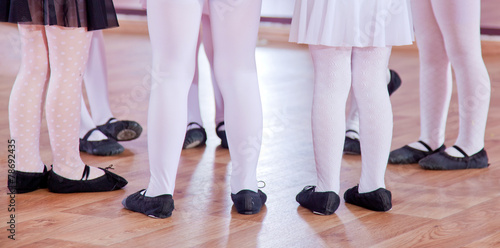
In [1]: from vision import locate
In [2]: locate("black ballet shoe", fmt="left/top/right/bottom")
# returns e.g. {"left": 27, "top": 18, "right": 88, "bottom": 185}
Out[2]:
{"left": 419, "top": 146, "right": 489, "bottom": 170}
{"left": 122, "top": 189, "right": 174, "bottom": 219}
{"left": 7, "top": 166, "right": 49, "bottom": 194}
{"left": 79, "top": 128, "right": 124, "bottom": 156}
{"left": 48, "top": 165, "right": 128, "bottom": 193}
{"left": 231, "top": 189, "right": 267, "bottom": 215}
{"left": 387, "top": 69, "right": 402, "bottom": 96}
{"left": 344, "top": 185, "right": 392, "bottom": 212}
{"left": 183, "top": 122, "right": 207, "bottom": 149}
{"left": 343, "top": 130, "right": 361, "bottom": 155}
{"left": 388, "top": 141, "right": 445, "bottom": 164}
{"left": 216, "top": 122, "right": 228, "bottom": 149}
{"left": 296, "top": 186, "right": 340, "bottom": 215}
{"left": 96, "top": 118, "right": 143, "bottom": 141}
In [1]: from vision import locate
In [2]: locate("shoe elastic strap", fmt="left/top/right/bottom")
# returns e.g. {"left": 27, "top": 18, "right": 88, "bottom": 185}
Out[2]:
{"left": 417, "top": 140, "right": 433, "bottom": 152}
{"left": 81, "top": 165, "right": 90, "bottom": 180}
{"left": 345, "top": 129, "right": 359, "bottom": 135}
{"left": 82, "top": 128, "right": 101, "bottom": 141}
{"left": 452, "top": 145, "right": 469, "bottom": 157}
{"left": 105, "top": 118, "right": 117, "bottom": 125}
{"left": 216, "top": 121, "right": 225, "bottom": 131}
{"left": 187, "top": 122, "right": 203, "bottom": 129}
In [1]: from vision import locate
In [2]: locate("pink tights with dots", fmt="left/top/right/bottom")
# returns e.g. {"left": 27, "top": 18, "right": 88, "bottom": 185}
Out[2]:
{"left": 9, "top": 25, "right": 102, "bottom": 180}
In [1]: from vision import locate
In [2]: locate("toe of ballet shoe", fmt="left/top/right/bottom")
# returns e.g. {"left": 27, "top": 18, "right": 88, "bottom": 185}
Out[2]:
{"left": 79, "top": 138, "right": 125, "bottom": 156}
{"left": 344, "top": 186, "right": 392, "bottom": 212}
{"left": 388, "top": 144, "right": 445, "bottom": 164}
{"left": 296, "top": 186, "right": 340, "bottom": 215}
{"left": 388, "top": 145, "right": 429, "bottom": 164}
{"left": 419, "top": 149, "right": 489, "bottom": 170}
{"left": 183, "top": 127, "right": 207, "bottom": 149}
{"left": 231, "top": 189, "right": 267, "bottom": 215}
{"left": 343, "top": 137, "right": 361, "bottom": 155}
{"left": 122, "top": 190, "right": 174, "bottom": 219}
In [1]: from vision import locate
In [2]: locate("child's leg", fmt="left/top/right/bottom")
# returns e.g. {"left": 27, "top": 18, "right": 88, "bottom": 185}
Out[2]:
{"left": 351, "top": 47, "right": 392, "bottom": 193}
{"left": 345, "top": 96, "right": 360, "bottom": 139}
{"left": 208, "top": 0, "right": 263, "bottom": 194}
{"left": 8, "top": 24, "right": 49, "bottom": 172}
{"left": 186, "top": 32, "right": 204, "bottom": 129}
{"left": 82, "top": 30, "right": 114, "bottom": 125}
{"left": 184, "top": 32, "right": 207, "bottom": 149}
{"left": 145, "top": 0, "right": 203, "bottom": 196}
{"left": 44, "top": 26, "right": 103, "bottom": 179}
{"left": 309, "top": 45, "right": 352, "bottom": 194}
{"left": 345, "top": 69, "right": 393, "bottom": 140}
{"left": 432, "top": 0, "right": 490, "bottom": 157}
{"left": 409, "top": 0, "right": 453, "bottom": 151}
{"left": 201, "top": 14, "right": 224, "bottom": 126}
{"left": 80, "top": 97, "right": 108, "bottom": 140}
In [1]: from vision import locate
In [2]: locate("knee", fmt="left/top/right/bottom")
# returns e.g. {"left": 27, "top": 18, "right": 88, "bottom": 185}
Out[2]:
{"left": 443, "top": 39, "right": 484, "bottom": 66}
{"left": 213, "top": 64, "right": 258, "bottom": 95}
{"left": 150, "top": 62, "right": 195, "bottom": 94}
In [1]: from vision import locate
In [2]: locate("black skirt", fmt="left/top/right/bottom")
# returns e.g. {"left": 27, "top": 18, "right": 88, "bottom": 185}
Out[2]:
{"left": 0, "top": 0, "right": 119, "bottom": 31}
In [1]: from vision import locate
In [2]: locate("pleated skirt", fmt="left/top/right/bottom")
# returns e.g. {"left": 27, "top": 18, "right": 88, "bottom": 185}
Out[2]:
{"left": 289, "top": 0, "right": 414, "bottom": 47}
{"left": 0, "top": 0, "right": 118, "bottom": 31}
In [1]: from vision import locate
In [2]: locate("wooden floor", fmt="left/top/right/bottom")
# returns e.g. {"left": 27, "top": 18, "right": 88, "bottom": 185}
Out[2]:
{"left": 1, "top": 21, "right": 500, "bottom": 247}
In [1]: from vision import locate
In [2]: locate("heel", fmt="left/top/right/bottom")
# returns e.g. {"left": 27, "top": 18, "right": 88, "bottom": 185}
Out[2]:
{"left": 231, "top": 189, "right": 267, "bottom": 215}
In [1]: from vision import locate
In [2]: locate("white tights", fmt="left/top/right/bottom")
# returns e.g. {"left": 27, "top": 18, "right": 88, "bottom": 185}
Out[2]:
{"left": 345, "top": 70, "right": 391, "bottom": 140}
{"left": 9, "top": 25, "right": 103, "bottom": 180}
{"left": 310, "top": 45, "right": 392, "bottom": 194}
{"left": 409, "top": 0, "right": 490, "bottom": 157}
{"left": 187, "top": 13, "right": 225, "bottom": 129}
{"left": 79, "top": 30, "right": 112, "bottom": 141}
{"left": 145, "top": 0, "right": 263, "bottom": 196}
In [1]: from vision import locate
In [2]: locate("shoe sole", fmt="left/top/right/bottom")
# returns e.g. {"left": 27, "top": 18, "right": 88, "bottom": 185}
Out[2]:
{"left": 313, "top": 211, "right": 328, "bottom": 215}
{"left": 80, "top": 147, "right": 124, "bottom": 156}
{"left": 343, "top": 151, "right": 361, "bottom": 155}
{"left": 122, "top": 198, "right": 173, "bottom": 219}
{"left": 117, "top": 129, "right": 139, "bottom": 141}
{"left": 80, "top": 149, "right": 125, "bottom": 156}
{"left": 184, "top": 140, "right": 202, "bottom": 149}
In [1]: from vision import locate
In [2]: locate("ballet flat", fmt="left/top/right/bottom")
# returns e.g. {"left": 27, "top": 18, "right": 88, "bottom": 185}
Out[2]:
{"left": 7, "top": 166, "right": 49, "bottom": 194}
{"left": 231, "top": 189, "right": 267, "bottom": 214}
{"left": 216, "top": 122, "right": 228, "bottom": 149}
{"left": 296, "top": 186, "right": 340, "bottom": 215}
{"left": 48, "top": 165, "right": 128, "bottom": 193}
{"left": 389, "top": 141, "right": 445, "bottom": 164}
{"left": 183, "top": 122, "right": 207, "bottom": 149}
{"left": 387, "top": 69, "right": 402, "bottom": 96}
{"left": 344, "top": 136, "right": 361, "bottom": 155}
{"left": 96, "top": 118, "right": 143, "bottom": 141}
{"left": 344, "top": 185, "right": 392, "bottom": 212}
{"left": 80, "top": 128, "right": 124, "bottom": 156}
{"left": 419, "top": 146, "right": 489, "bottom": 170}
{"left": 122, "top": 189, "right": 174, "bottom": 219}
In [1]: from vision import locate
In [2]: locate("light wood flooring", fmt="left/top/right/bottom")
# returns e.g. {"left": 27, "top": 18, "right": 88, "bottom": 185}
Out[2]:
{"left": 1, "top": 22, "right": 500, "bottom": 247}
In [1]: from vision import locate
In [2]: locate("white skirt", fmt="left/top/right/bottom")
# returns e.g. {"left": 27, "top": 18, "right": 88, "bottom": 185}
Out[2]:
{"left": 289, "top": 0, "right": 414, "bottom": 47}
